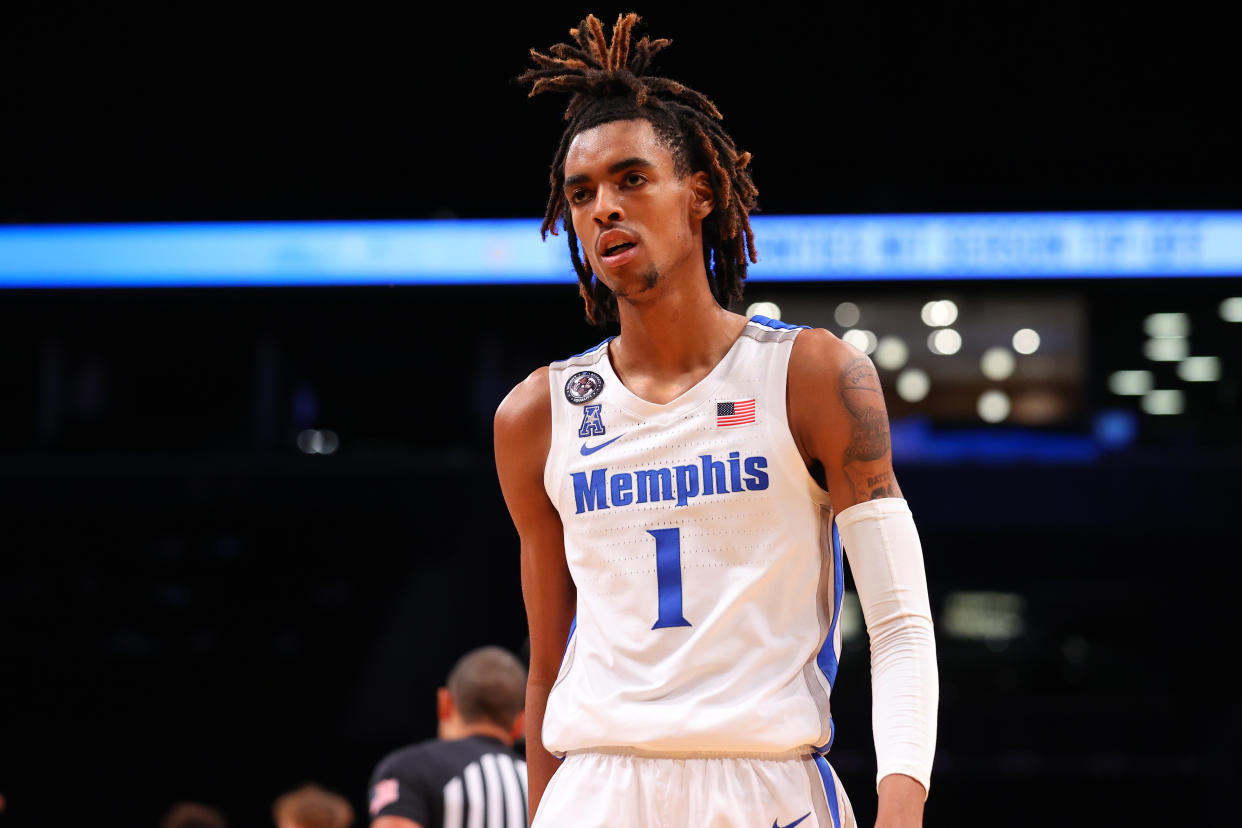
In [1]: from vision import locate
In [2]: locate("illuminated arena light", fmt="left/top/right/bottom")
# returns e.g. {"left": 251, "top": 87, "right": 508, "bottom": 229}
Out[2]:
{"left": 977, "top": 390, "right": 1011, "bottom": 423}
{"left": 942, "top": 591, "right": 1025, "bottom": 642}
{"left": 1141, "top": 390, "right": 1184, "bottom": 415}
{"left": 1108, "top": 370, "right": 1153, "bottom": 395}
{"left": 834, "top": 302, "right": 861, "bottom": 327}
{"left": 1177, "top": 356, "right": 1222, "bottom": 382}
{"left": 1143, "top": 338, "right": 1189, "bottom": 362}
{"left": 920, "top": 299, "right": 959, "bottom": 327}
{"left": 928, "top": 328, "right": 962, "bottom": 355}
{"left": 1011, "top": 328, "right": 1040, "bottom": 355}
{"left": 1143, "top": 312, "right": 1190, "bottom": 338}
{"left": 2, "top": 210, "right": 1241, "bottom": 287}
{"left": 896, "top": 368, "right": 931, "bottom": 402}
{"left": 745, "top": 301, "right": 781, "bottom": 320}
{"left": 842, "top": 329, "right": 878, "bottom": 355}
{"left": 1221, "top": 297, "right": 1242, "bottom": 322}
{"left": 873, "top": 336, "right": 909, "bottom": 371}
{"left": 980, "top": 347, "right": 1016, "bottom": 381}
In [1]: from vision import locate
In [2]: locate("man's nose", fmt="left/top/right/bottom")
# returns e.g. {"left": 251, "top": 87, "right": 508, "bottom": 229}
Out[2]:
{"left": 591, "top": 185, "right": 624, "bottom": 225}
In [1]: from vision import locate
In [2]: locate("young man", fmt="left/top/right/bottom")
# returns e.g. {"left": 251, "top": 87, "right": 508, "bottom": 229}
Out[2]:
{"left": 367, "top": 646, "right": 528, "bottom": 828}
{"left": 494, "top": 14, "right": 938, "bottom": 827}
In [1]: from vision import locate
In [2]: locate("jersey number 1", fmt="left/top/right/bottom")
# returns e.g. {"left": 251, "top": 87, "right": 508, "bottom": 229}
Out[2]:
{"left": 647, "top": 528, "right": 691, "bottom": 629}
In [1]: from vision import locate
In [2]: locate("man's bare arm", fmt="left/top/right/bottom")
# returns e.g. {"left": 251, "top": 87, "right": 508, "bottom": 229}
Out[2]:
{"left": 493, "top": 367, "right": 576, "bottom": 822}
{"left": 789, "top": 330, "right": 936, "bottom": 827}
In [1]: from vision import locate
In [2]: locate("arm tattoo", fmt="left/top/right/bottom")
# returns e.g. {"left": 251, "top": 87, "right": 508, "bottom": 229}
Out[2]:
{"left": 839, "top": 357, "right": 897, "bottom": 501}
{"left": 840, "top": 357, "right": 891, "bottom": 464}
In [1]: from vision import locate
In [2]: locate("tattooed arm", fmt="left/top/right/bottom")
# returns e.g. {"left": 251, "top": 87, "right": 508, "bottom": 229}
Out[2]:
{"left": 788, "top": 329, "right": 935, "bottom": 828}
{"left": 787, "top": 328, "right": 903, "bottom": 512}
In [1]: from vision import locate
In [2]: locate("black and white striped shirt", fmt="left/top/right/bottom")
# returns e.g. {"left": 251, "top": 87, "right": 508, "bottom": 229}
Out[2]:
{"left": 369, "top": 735, "right": 528, "bottom": 828}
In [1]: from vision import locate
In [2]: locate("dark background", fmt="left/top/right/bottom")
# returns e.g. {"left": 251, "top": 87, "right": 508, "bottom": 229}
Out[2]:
{"left": 1, "top": 4, "right": 1239, "bottom": 827}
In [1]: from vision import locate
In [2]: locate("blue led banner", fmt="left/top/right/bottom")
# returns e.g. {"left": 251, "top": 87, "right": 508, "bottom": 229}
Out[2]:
{"left": 1, "top": 212, "right": 1239, "bottom": 287}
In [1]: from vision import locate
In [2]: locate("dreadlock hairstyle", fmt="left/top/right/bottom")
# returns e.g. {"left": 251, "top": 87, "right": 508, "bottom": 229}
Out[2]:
{"left": 518, "top": 12, "right": 759, "bottom": 325}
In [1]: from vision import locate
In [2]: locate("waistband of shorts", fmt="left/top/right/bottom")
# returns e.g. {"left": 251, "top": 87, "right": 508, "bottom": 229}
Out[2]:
{"left": 562, "top": 745, "right": 815, "bottom": 761}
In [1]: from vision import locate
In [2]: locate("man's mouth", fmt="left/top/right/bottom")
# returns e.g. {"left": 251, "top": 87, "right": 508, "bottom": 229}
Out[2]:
{"left": 603, "top": 241, "right": 636, "bottom": 256}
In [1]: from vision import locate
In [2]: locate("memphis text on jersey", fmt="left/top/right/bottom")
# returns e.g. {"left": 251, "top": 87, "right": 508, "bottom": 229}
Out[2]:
{"left": 571, "top": 451, "right": 769, "bottom": 514}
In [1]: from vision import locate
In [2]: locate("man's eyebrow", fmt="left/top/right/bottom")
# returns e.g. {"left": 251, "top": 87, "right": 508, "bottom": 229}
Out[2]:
{"left": 564, "top": 157, "right": 654, "bottom": 190}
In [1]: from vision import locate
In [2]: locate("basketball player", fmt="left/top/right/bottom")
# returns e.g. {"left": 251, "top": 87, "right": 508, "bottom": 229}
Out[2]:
{"left": 493, "top": 14, "right": 937, "bottom": 827}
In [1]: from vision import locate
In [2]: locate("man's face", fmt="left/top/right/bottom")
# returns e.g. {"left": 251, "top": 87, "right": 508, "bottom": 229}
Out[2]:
{"left": 562, "top": 118, "right": 712, "bottom": 304}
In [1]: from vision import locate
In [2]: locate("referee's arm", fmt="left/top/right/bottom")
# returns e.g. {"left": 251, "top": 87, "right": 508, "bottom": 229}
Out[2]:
{"left": 495, "top": 367, "right": 576, "bottom": 823}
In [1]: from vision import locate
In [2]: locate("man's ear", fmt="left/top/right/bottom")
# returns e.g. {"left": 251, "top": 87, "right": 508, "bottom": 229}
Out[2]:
{"left": 437, "top": 687, "right": 454, "bottom": 722}
{"left": 689, "top": 171, "right": 715, "bottom": 220}
{"left": 509, "top": 710, "right": 526, "bottom": 743}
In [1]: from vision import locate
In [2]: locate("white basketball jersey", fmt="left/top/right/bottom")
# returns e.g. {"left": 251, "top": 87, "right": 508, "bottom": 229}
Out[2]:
{"left": 542, "top": 316, "right": 845, "bottom": 756}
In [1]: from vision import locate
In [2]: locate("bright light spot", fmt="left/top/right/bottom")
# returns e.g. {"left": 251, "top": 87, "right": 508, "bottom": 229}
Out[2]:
{"left": 746, "top": 301, "right": 781, "bottom": 320}
{"left": 1108, "top": 370, "right": 1153, "bottom": 396}
{"left": 839, "top": 590, "right": 862, "bottom": 643}
{"left": 842, "top": 329, "right": 877, "bottom": 355}
{"left": 1143, "top": 337, "right": 1188, "bottom": 361}
{"left": 297, "top": 429, "right": 340, "bottom": 455}
{"left": 942, "top": 592, "right": 1025, "bottom": 641}
{"left": 1177, "top": 356, "right": 1221, "bottom": 382}
{"left": 834, "top": 302, "right": 861, "bottom": 328}
{"left": 1141, "top": 389, "right": 1184, "bottom": 415}
{"left": 920, "top": 299, "right": 959, "bottom": 327}
{"left": 1012, "top": 328, "right": 1041, "bottom": 355}
{"left": 1221, "top": 297, "right": 1242, "bottom": 322}
{"left": 977, "top": 389, "right": 1011, "bottom": 423}
{"left": 896, "top": 368, "right": 930, "bottom": 402}
{"left": 1143, "top": 312, "right": 1190, "bottom": 338}
{"left": 873, "top": 336, "right": 909, "bottom": 371}
{"left": 928, "top": 328, "right": 962, "bottom": 355}
{"left": 980, "top": 347, "right": 1015, "bottom": 381}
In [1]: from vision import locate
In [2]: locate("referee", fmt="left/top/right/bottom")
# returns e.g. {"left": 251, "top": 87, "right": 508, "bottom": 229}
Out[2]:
{"left": 368, "top": 646, "right": 528, "bottom": 828}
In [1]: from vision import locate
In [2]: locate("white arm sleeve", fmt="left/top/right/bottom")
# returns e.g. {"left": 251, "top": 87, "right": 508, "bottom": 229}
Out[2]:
{"left": 835, "top": 497, "right": 938, "bottom": 797}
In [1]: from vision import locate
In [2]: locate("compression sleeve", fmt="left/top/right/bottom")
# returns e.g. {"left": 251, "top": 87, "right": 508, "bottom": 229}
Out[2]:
{"left": 835, "top": 497, "right": 938, "bottom": 797}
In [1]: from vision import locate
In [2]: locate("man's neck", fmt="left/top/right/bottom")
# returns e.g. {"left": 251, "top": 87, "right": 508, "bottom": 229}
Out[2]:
{"left": 445, "top": 720, "right": 514, "bottom": 746}
{"left": 610, "top": 270, "right": 748, "bottom": 404}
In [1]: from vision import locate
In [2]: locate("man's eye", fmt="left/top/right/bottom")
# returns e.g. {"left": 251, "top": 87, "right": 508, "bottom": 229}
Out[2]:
{"left": 623, "top": 173, "right": 645, "bottom": 187}
{"left": 569, "top": 189, "right": 591, "bottom": 205}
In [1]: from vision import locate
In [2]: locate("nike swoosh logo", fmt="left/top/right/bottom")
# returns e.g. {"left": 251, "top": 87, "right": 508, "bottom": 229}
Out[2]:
{"left": 772, "top": 813, "right": 811, "bottom": 828}
{"left": 579, "top": 434, "right": 626, "bottom": 456}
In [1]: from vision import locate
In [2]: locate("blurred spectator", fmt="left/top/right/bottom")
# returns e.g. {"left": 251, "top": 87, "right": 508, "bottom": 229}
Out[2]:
{"left": 161, "top": 801, "right": 228, "bottom": 828}
{"left": 272, "top": 783, "right": 354, "bottom": 828}
{"left": 368, "top": 645, "right": 528, "bottom": 827}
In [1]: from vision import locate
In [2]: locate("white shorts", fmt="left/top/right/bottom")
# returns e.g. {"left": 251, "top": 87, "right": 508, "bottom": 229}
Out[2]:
{"left": 532, "top": 750, "right": 856, "bottom": 828}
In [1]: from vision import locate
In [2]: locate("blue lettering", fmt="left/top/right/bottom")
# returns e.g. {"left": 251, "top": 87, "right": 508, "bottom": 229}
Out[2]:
{"left": 572, "top": 468, "right": 610, "bottom": 514}
{"left": 636, "top": 468, "right": 674, "bottom": 503}
{"left": 611, "top": 472, "right": 633, "bottom": 506}
{"left": 700, "top": 454, "right": 728, "bottom": 495}
{"left": 674, "top": 464, "right": 700, "bottom": 507}
{"left": 728, "top": 451, "right": 743, "bottom": 492}
{"left": 743, "top": 456, "right": 769, "bottom": 490}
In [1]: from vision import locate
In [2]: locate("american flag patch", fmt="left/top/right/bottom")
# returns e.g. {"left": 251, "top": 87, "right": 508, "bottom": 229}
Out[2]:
{"left": 370, "top": 778, "right": 399, "bottom": 815}
{"left": 716, "top": 399, "right": 756, "bottom": 427}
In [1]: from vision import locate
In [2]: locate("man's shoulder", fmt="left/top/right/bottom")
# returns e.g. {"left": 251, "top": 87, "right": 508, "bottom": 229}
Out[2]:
{"left": 494, "top": 367, "right": 552, "bottom": 452}
{"left": 787, "top": 325, "right": 859, "bottom": 368}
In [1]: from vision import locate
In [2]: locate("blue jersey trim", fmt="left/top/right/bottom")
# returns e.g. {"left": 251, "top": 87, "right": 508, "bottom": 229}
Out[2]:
{"left": 815, "top": 755, "right": 843, "bottom": 828}
{"left": 812, "top": 522, "right": 845, "bottom": 753}
{"left": 561, "top": 615, "right": 577, "bottom": 662}
{"left": 815, "top": 522, "right": 845, "bottom": 686}
{"left": 560, "top": 337, "right": 615, "bottom": 362}
{"left": 749, "top": 314, "right": 810, "bottom": 331}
